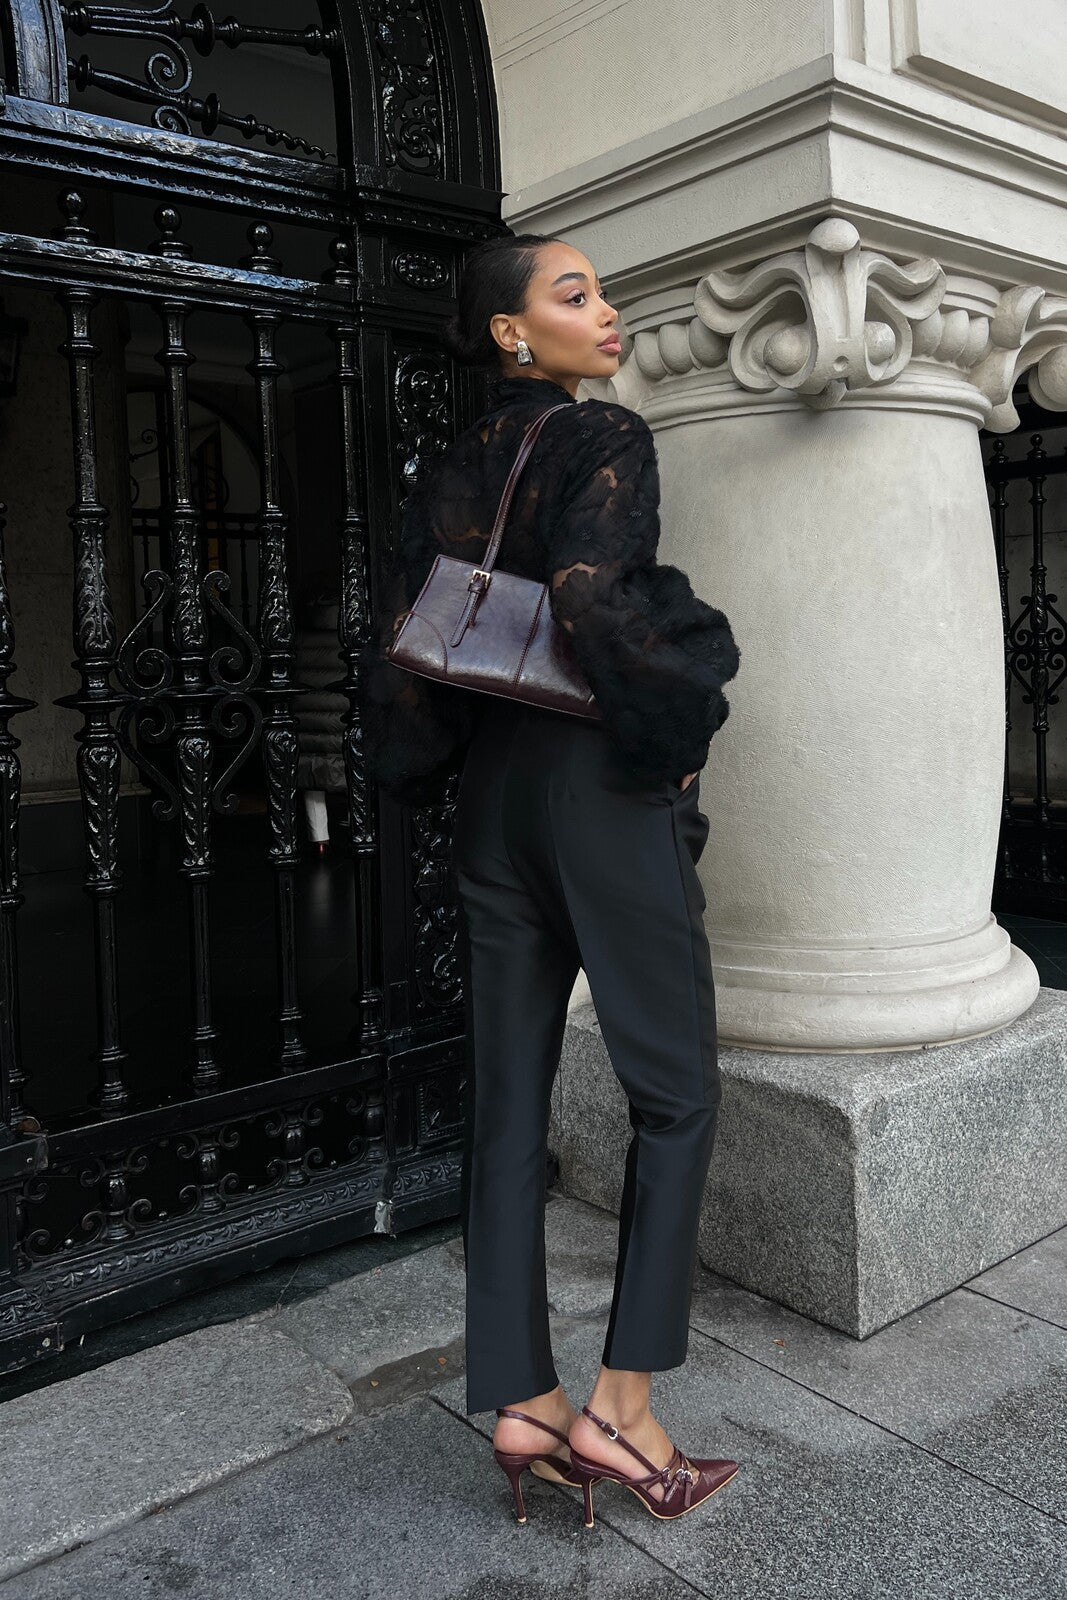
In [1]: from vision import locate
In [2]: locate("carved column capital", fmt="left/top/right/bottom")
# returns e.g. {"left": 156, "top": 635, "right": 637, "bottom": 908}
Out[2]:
{"left": 590, "top": 223, "right": 1067, "bottom": 433}
{"left": 969, "top": 285, "right": 1067, "bottom": 431}
{"left": 691, "top": 219, "right": 946, "bottom": 408}
{"left": 605, "top": 219, "right": 970, "bottom": 419}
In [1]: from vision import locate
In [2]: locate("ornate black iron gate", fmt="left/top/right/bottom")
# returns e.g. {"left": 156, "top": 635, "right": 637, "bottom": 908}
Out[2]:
{"left": 0, "top": 0, "right": 501, "bottom": 1372}
{"left": 984, "top": 383, "right": 1067, "bottom": 918}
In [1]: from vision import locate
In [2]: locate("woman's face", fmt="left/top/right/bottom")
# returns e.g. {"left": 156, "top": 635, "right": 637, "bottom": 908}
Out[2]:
{"left": 488, "top": 243, "right": 621, "bottom": 397}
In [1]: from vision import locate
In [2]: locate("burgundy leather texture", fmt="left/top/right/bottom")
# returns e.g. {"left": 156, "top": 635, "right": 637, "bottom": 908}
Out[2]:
{"left": 568, "top": 1404, "right": 740, "bottom": 1524}
{"left": 385, "top": 402, "right": 602, "bottom": 722}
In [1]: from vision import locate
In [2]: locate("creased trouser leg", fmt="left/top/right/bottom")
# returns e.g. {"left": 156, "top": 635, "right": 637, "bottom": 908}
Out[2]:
{"left": 557, "top": 767, "right": 720, "bottom": 1373}
{"left": 450, "top": 701, "right": 720, "bottom": 1409}
{"left": 452, "top": 713, "right": 581, "bottom": 1415}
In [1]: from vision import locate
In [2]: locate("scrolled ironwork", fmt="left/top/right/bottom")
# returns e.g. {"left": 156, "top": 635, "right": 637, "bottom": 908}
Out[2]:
{"left": 175, "top": 1123, "right": 244, "bottom": 1214}
{"left": 116, "top": 569, "right": 176, "bottom": 697}
{"left": 19, "top": 1170, "right": 106, "bottom": 1263}
{"left": 115, "top": 696, "right": 181, "bottom": 822}
{"left": 204, "top": 568, "right": 260, "bottom": 692}
{"left": 410, "top": 783, "right": 463, "bottom": 1012}
{"left": 367, "top": 0, "right": 443, "bottom": 175}
{"left": 263, "top": 1099, "right": 326, "bottom": 1186}
{"left": 208, "top": 690, "right": 263, "bottom": 816}
{"left": 240, "top": 227, "right": 307, "bottom": 1067}
{"left": 1004, "top": 438, "right": 1067, "bottom": 711}
{"left": 60, "top": 2, "right": 341, "bottom": 159}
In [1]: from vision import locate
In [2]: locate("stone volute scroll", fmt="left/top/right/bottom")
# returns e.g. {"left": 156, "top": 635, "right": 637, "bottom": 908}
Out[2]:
{"left": 692, "top": 218, "right": 946, "bottom": 408}
{"left": 970, "top": 285, "right": 1067, "bottom": 432}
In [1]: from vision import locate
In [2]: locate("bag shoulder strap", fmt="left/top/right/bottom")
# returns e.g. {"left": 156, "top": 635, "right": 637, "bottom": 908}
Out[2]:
{"left": 479, "top": 402, "right": 572, "bottom": 573}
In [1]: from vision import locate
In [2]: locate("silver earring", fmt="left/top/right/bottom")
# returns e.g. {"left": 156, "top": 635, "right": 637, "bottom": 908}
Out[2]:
{"left": 515, "top": 338, "right": 533, "bottom": 366}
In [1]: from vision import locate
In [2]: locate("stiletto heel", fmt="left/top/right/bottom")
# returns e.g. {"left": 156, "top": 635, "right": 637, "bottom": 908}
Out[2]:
{"left": 490, "top": 1406, "right": 604, "bottom": 1524}
{"left": 576, "top": 1464, "right": 596, "bottom": 1528}
{"left": 493, "top": 1452, "right": 530, "bottom": 1523}
{"left": 568, "top": 1404, "right": 740, "bottom": 1525}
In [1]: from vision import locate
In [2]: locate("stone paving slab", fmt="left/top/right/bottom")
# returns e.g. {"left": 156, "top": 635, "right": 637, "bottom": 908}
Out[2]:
{"left": 0, "top": 1321, "right": 353, "bottom": 1582}
{"left": 0, "top": 1203, "right": 593, "bottom": 1586}
{"left": 686, "top": 1257, "right": 1067, "bottom": 1518}
{"left": 6, "top": 1394, "right": 698, "bottom": 1600}
{"left": 268, "top": 1237, "right": 466, "bottom": 1384}
{"left": 259, "top": 1191, "right": 617, "bottom": 1392}
{"left": 964, "top": 1228, "right": 1067, "bottom": 1328}
{"left": 4, "top": 1196, "right": 1066, "bottom": 1598}
{"left": 435, "top": 1315, "right": 1067, "bottom": 1600}
{"left": 15, "top": 1323, "right": 1063, "bottom": 1600}
{"left": 442, "top": 1190, "right": 620, "bottom": 1320}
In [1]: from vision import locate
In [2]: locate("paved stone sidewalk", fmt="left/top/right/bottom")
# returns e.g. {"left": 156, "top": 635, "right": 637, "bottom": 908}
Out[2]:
{"left": 1, "top": 1196, "right": 1064, "bottom": 1599}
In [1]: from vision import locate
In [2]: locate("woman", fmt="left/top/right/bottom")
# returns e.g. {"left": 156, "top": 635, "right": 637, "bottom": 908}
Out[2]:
{"left": 359, "top": 232, "right": 742, "bottom": 1528}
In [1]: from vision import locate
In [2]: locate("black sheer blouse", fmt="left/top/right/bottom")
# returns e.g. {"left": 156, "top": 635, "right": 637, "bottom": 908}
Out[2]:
{"left": 356, "top": 373, "right": 740, "bottom": 807}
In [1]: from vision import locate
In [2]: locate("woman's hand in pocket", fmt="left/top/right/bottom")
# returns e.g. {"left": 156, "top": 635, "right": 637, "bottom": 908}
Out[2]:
{"left": 678, "top": 771, "right": 698, "bottom": 793}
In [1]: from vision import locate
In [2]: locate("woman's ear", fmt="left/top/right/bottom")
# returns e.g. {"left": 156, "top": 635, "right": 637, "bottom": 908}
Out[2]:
{"left": 488, "top": 312, "right": 518, "bottom": 358}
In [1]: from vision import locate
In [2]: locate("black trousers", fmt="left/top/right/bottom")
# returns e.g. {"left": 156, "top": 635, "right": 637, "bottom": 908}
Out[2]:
{"left": 450, "top": 697, "right": 721, "bottom": 1416}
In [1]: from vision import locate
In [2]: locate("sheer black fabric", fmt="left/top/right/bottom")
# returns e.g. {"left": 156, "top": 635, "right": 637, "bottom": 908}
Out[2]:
{"left": 356, "top": 374, "right": 740, "bottom": 806}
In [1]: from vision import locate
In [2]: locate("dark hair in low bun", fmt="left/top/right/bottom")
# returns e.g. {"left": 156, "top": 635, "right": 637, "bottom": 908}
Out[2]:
{"left": 442, "top": 232, "right": 562, "bottom": 371}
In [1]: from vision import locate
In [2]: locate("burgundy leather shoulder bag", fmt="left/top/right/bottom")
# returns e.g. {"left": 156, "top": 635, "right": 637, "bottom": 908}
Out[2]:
{"left": 384, "top": 401, "right": 602, "bottom": 721}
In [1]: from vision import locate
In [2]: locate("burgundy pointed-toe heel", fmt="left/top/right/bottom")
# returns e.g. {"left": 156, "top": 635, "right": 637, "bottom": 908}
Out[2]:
{"left": 492, "top": 1406, "right": 602, "bottom": 1524}
{"left": 567, "top": 1404, "right": 740, "bottom": 1528}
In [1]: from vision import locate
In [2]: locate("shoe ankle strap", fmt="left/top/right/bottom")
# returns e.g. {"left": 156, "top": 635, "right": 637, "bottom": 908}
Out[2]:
{"left": 495, "top": 1407, "right": 570, "bottom": 1447}
{"left": 582, "top": 1410, "right": 694, "bottom": 1495}
{"left": 581, "top": 1404, "right": 664, "bottom": 1478}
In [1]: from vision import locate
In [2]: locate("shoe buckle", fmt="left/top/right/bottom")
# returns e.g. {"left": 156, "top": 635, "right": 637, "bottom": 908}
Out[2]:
{"left": 605, "top": 1424, "right": 618, "bottom": 1440}
{"left": 676, "top": 1467, "right": 694, "bottom": 1482}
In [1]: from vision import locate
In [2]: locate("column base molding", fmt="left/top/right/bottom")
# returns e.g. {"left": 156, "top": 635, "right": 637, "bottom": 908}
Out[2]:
{"left": 715, "top": 922, "right": 1039, "bottom": 1053}
{"left": 554, "top": 987, "right": 1067, "bottom": 1337}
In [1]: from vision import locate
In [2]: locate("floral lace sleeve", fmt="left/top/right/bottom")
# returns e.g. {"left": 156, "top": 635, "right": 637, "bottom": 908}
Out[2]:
{"left": 547, "top": 404, "right": 740, "bottom": 783}
{"left": 357, "top": 392, "right": 740, "bottom": 803}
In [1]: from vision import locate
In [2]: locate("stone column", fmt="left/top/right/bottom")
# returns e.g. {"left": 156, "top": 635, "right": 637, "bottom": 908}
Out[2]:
{"left": 552, "top": 230, "right": 1067, "bottom": 1331}
{"left": 608, "top": 220, "right": 1062, "bottom": 1052}
{"left": 508, "top": 9, "right": 1067, "bottom": 1329}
